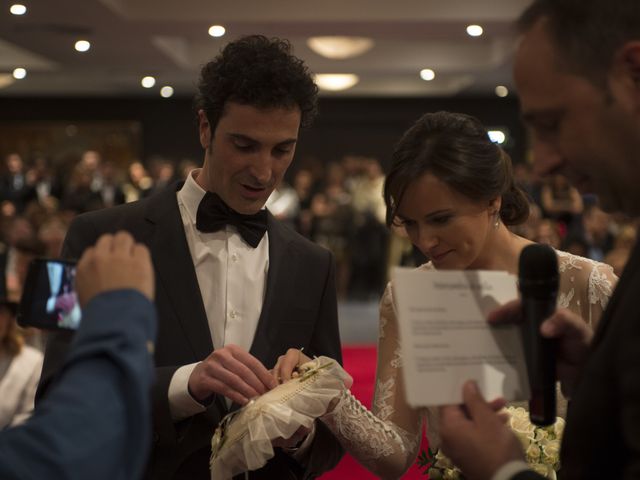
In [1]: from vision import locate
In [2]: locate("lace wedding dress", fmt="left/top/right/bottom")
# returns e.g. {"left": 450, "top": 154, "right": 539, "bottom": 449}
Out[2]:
{"left": 320, "top": 251, "right": 617, "bottom": 479}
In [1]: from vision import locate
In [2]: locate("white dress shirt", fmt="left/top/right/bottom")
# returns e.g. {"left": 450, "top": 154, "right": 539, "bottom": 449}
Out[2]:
{"left": 168, "top": 170, "right": 269, "bottom": 420}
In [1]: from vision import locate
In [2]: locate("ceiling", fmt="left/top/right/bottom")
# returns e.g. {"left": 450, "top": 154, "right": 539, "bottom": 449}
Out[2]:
{"left": 0, "top": 0, "right": 532, "bottom": 98}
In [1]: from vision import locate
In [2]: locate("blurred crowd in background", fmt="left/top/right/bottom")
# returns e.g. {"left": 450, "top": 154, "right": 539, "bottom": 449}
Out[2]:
{"left": 0, "top": 149, "right": 637, "bottom": 308}
{"left": 0, "top": 147, "right": 637, "bottom": 430}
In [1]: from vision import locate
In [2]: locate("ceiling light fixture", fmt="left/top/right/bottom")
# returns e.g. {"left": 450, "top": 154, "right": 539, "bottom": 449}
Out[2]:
{"left": 307, "top": 36, "right": 374, "bottom": 60}
{"left": 10, "top": 4, "right": 26, "bottom": 15}
{"left": 160, "top": 86, "right": 174, "bottom": 98}
{"left": 495, "top": 85, "right": 509, "bottom": 97}
{"left": 141, "top": 76, "right": 156, "bottom": 88}
{"left": 314, "top": 74, "right": 359, "bottom": 91}
{"left": 75, "top": 40, "right": 91, "bottom": 52}
{"left": 208, "top": 25, "right": 226, "bottom": 37}
{"left": 466, "top": 24, "right": 484, "bottom": 37}
{"left": 419, "top": 69, "right": 435, "bottom": 81}
{"left": 12, "top": 67, "right": 27, "bottom": 79}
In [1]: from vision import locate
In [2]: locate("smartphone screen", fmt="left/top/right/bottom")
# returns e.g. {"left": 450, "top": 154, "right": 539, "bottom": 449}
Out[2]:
{"left": 18, "top": 258, "right": 81, "bottom": 331}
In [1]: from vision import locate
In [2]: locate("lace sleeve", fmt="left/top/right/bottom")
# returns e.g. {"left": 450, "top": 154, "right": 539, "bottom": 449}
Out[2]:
{"left": 320, "top": 283, "right": 422, "bottom": 479}
{"left": 556, "top": 251, "right": 618, "bottom": 328}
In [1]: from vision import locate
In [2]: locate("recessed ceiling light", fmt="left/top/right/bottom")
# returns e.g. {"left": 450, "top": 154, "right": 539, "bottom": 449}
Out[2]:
{"left": 141, "top": 76, "right": 156, "bottom": 88}
{"left": 10, "top": 4, "right": 27, "bottom": 15}
{"left": 208, "top": 25, "right": 226, "bottom": 37}
{"left": 495, "top": 85, "right": 509, "bottom": 97}
{"left": 307, "top": 36, "right": 374, "bottom": 59}
{"left": 160, "top": 86, "right": 174, "bottom": 98}
{"left": 420, "top": 69, "right": 435, "bottom": 81}
{"left": 314, "top": 74, "right": 359, "bottom": 91}
{"left": 12, "top": 67, "right": 27, "bottom": 79}
{"left": 75, "top": 40, "right": 91, "bottom": 52}
{"left": 466, "top": 24, "right": 484, "bottom": 37}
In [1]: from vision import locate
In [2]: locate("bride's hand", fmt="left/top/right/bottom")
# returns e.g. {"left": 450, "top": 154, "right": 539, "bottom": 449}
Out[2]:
{"left": 272, "top": 348, "right": 313, "bottom": 383}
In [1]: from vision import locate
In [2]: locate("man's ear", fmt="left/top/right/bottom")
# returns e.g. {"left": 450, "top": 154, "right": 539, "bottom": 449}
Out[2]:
{"left": 611, "top": 41, "right": 640, "bottom": 111}
{"left": 198, "top": 109, "right": 211, "bottom": 149}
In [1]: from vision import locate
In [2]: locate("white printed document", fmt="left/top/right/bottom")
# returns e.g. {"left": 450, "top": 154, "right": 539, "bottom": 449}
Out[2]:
{"left": 393, "top": 268, "right": 530, "bottom": 407}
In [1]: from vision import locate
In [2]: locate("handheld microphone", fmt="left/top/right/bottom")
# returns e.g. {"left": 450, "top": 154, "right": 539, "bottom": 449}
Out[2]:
{"left": 518, "top": 244, "right": 558, "bottom": 426}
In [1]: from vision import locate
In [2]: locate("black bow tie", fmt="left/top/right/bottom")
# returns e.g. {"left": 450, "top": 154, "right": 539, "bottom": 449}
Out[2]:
{"left": 196, "top": 192, "right": 268, "bottom": 248}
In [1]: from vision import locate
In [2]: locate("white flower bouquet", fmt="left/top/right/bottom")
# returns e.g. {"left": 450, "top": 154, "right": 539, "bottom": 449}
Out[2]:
{"left": 418, "top": 407, "right": 564, "bottom": 480}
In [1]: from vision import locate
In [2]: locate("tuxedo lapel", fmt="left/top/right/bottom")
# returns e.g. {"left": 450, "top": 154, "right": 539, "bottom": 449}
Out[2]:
{"left": 145, "top": 182, "right": 213, "bottom": 361}
{"left": 249, "top": 214, "right": 295, "bottom": 363}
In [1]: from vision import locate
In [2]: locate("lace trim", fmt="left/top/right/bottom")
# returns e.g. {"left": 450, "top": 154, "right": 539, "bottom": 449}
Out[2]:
{"left": 322, "top": 390, "right": 406, "bottom": 461}
{"left": 588, "top": 263, "right": 614, "bottom": 309}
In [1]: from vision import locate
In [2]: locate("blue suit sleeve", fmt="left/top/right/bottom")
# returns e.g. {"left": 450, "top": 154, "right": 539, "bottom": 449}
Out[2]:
{"left": 0, "top": 289, "right": 156, "bottom": 480}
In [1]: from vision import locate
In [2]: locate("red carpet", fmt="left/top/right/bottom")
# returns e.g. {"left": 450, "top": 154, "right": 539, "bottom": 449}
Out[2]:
{"left": 320, "top": 345, "right": 428, "bottom": 479}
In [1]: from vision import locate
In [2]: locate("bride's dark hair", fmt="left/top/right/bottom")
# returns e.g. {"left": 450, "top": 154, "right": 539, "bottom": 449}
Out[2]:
{"left": 384, "top": 111, "right": 530, "bottom": 227}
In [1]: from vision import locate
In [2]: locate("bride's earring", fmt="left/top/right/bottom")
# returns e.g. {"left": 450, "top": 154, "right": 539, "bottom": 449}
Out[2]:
{"left": 493, "top": 212, "right": 500, "bottom": 229}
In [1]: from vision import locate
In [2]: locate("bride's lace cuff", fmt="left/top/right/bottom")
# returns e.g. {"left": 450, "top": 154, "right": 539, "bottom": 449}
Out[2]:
{"left": 320, "top": 390, "right": 418, "bottom": 475}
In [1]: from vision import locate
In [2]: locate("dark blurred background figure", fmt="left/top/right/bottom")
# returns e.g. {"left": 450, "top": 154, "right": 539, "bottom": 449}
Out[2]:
{"left": 0, "top": 154, "right": 36, "bottom": 216}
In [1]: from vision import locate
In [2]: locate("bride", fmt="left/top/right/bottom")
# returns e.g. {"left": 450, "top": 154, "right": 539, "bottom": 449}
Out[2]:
{"left": 274, "top": 111, "right": 617, "bottom": 478}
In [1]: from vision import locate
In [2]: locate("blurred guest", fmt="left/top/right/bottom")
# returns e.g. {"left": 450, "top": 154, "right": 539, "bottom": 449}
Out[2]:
{"left": 0, "top": 298, "right": 43, "bottom": 429}
{"left": 80, "top": 150, "right": 104, "bottom": 193}
{"left": 97, "top": 161, "right": 125, "bottom": 208}
{"left": 533, "top": 218, "right": 562, "bottom": 249}
{"left": 26, "top": 156, "right": 63, "bottom": 207}
{"left": 0, "top": 154, "right": 36, "bottom": 215}
{"left": 266, "top": 182, "right": 300, "bottom": 228}
{"left": 62, "top": 164, "right": 104, "bottom": 214}
{"left": 292, "top": 168, "right": 316, "bottom": 237}
{"left": 122, "top": 161, "right": 153, "bottom": 203}
{"left": 604, "top": 223, "right": 637, "bottom": 276}
{"left": 145, "top": 157, "right": 177, "bottom": 197}
{"left": 540, "top": 173, "right": 583, "bottom": 232}
{"left": 581, "top": 203, "right": 615, "bottom": 261}
{"left": 38, "top": 215, "right": 69, "bottom": 258}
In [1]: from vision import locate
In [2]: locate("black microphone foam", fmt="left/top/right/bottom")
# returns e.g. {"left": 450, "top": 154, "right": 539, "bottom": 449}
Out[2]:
{"left": 518, "top": 244, "right": 558, "bottom": 426}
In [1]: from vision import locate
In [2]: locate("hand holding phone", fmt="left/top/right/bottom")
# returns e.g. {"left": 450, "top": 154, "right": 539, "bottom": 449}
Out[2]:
{"left": 18, "top": 232, "right": 154, "bottom": 331}
{"left": 76, "top": 232, "right": 154, "bottom": 306}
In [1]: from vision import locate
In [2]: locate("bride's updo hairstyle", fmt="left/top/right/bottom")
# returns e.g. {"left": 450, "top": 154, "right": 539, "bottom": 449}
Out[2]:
{"left": 384, "top": 111, "right": 530, "bottom": 227}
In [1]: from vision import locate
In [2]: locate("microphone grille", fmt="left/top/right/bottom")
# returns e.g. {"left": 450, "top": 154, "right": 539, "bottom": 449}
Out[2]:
{"left": 519, "top": 243, "right": 558, "bottom": 282}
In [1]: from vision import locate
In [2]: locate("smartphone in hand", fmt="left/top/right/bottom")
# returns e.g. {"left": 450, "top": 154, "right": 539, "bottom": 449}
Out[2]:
{"left": 18, "top": 258, "right": 81, "bottom": 331}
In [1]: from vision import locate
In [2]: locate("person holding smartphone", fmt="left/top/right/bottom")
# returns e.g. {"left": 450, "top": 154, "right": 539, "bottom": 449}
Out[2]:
{"left": 0, "top": 231, "right": 157, "bottom": 480}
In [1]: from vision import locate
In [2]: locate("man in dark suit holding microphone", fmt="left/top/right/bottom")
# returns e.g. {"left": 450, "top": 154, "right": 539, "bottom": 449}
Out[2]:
{"left": 437, "top": 1, "right": 640, "bottom": 479}
{"left": 39, "top": 35, "right": 343, "bottom": 479}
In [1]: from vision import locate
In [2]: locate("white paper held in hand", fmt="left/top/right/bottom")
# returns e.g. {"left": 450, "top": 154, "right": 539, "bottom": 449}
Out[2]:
{"left": 392, "top": 268, "right": 530, "bottom": 407}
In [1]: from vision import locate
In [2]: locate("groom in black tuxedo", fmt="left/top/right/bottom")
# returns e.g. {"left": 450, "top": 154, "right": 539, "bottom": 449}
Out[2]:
{"left": 39, "top": 35, "right": 343, "bottom": 479}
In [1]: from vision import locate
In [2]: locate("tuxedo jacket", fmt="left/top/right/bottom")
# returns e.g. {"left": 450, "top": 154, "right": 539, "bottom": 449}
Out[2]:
{"left": 1, "top": 290, "right": 156, "bottom": 480}
{"left": 39, "top": 182, "right": 344, "bottom": 479}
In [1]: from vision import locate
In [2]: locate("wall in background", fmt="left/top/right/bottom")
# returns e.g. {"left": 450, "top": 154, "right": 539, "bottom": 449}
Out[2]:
{"left": 0, "top": 96, "right": 526, "bottom": 174}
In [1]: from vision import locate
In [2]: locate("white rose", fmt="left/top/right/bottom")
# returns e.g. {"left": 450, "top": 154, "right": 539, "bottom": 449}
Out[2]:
{"left": 435, "top": 450, "right": 455, "bottom": 470}
{"left": 526, "top": 442, "right": 542, "bottom": 463}
{"left": 542, "top": 440, "right": 561, "bottom": 470}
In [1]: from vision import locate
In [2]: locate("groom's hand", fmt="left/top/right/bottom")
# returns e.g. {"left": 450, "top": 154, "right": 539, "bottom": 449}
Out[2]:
{"left": 272, "top": 348, "right": 313, "bottom": 383}
{"left": 188, "top": 344, "right": 278, "bottom": 405}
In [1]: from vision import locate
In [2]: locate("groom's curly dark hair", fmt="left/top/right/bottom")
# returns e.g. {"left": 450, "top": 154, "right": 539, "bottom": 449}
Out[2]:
{"left": 194, "top": 35, "right": 318, "bottom": 132}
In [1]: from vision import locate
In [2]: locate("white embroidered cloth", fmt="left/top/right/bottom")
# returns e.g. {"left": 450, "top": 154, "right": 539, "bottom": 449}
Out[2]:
{"left": 209, "top": 356, "right": 351, "bottom": 479}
